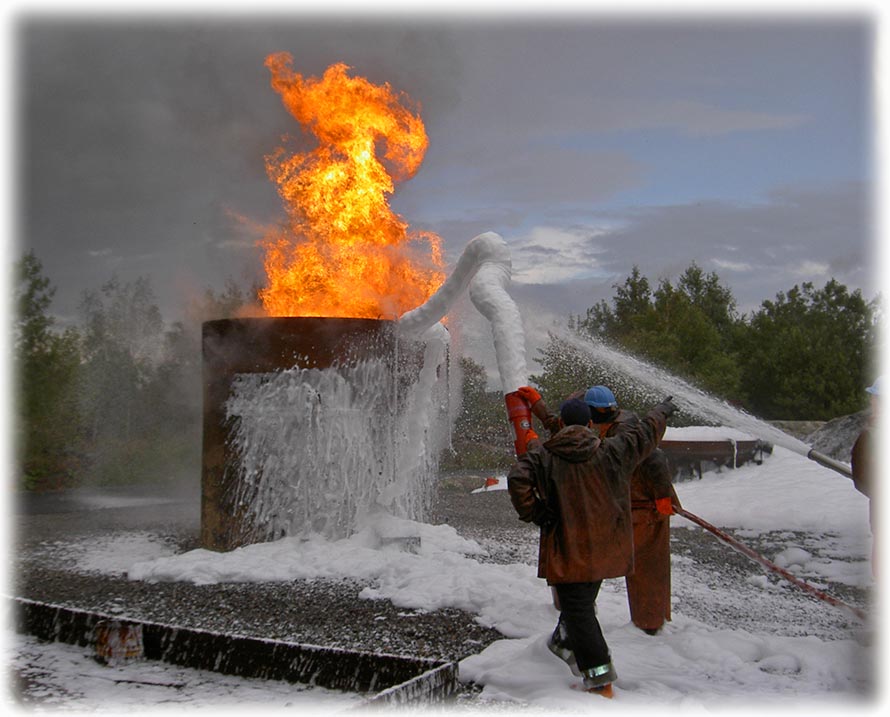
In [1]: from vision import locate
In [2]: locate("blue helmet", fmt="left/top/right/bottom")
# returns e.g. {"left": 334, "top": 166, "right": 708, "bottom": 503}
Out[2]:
{"left": 584, "top": 385, "right": 618, "bottom": 409}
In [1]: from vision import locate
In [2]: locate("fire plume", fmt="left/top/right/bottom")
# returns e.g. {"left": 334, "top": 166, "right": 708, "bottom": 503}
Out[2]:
{"left": 259, "top": 53, "right": 444, "bottom": 319}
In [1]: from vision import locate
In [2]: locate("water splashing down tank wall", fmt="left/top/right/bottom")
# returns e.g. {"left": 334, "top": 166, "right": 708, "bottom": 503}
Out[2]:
{"left": 201, "top": 317, "right": 449, "bottom": 552}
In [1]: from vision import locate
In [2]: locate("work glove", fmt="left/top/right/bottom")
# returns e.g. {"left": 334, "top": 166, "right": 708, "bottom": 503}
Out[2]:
{"left": 515, "top": 385, "right": 543, "bottom": 405}
{"left": 655, "top": 497, "right": 674, "bottom": 516}
{"left": 655, "top": 396, "right": 678, "bottom": 418}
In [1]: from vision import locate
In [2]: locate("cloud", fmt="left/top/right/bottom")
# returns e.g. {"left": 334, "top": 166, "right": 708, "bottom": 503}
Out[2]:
{"left": 16, "top": 19, "right": 870, "bottom": 331}
{"left": 787, "top": 259, "right": 831, "bottom": 278}
{"left": 509, "top": 226, "right": 610, "bottom": 285}
{"left": 712, "top": 258, "right": 753, "bottom": 272}
{"left": 622, "top": 99, "right": 806, "bottom": 138}
{"left": 497, "top": 181, "right": 873, "bottom": 317}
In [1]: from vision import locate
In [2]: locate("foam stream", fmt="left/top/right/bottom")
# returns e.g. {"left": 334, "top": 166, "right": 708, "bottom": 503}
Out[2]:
{"left": 399, "top": 231, "right": 528, "bottom": 393}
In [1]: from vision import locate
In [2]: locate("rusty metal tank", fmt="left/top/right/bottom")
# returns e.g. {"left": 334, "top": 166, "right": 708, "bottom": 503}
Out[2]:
{"left": 200, "top": 317, "right": 401, "bottom": 551}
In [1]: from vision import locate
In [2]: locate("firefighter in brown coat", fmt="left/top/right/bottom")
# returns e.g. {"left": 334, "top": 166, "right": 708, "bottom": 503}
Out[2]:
{"left": 584, "top": 385, "right": 681, "bottom": 635}
{"left": 507, "top": 394, "right": 677, "bottom": 697}
{"left": 517, "top": 384, "right": 682, "bottom": 635}
{"left": 625, "top": 449, "right": 679, "bottom": 633}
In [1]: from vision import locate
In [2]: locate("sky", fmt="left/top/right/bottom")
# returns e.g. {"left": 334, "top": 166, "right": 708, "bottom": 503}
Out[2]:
{"left": 5, "top": 1, "right": 882, "bottom": 331}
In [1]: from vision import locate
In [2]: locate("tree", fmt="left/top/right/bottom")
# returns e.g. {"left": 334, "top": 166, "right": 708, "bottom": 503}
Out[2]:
{"left": 13, "top": 251, "right": 84, "bottom": 487}
{"left": 15, "top": 250, "right": 55, "bottom": 356}
{"left": 77, "top": 276, "right": 169, "bottom": 483}
{"left": 739, "top": 280, "right": 878, "bottom": 420}
{"left": 193, "top": 276, "right": 265, "bottom": 321}
{"left": 574, "top": 265, "right": 879, "bottom": 421}
{"left": 13, "top": 264, "right": 272, "bottom": 489}
{"left": 577, "top": 266, "right": 651, "bottom": 340}
{"left": 574, "top": 263, "right": 744, "bottom": 401}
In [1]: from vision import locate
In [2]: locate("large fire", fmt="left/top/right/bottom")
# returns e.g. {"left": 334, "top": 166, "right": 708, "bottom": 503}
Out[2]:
{"left": 258, "top": 53, "right": 444, "bottom": 319}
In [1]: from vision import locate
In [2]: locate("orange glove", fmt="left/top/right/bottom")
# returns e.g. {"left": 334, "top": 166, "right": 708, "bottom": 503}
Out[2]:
{"left": 655, "top": 497, "right": 674, "bottom": 516}
{"left": 515, "top": 386, "right": 542, "bottom": 405}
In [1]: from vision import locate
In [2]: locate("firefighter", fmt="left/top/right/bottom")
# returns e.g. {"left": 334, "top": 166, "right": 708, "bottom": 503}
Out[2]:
{"left": 515, "top": 384, "right": 682, "bottom": 634}
{"left": 507, "top": 394, "right": 677, "bottom": 697}
{"left": 584, "top": 385, "right": 681, "bottom": 635}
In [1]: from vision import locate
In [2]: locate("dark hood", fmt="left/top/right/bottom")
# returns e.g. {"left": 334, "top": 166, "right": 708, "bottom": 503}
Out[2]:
{"left": 543, "top": 424, "right": 600, "bottom": 463}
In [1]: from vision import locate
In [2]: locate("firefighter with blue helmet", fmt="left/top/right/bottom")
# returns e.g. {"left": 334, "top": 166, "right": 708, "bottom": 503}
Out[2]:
{"left": 580, "top": 385, "right": 680, "bottom": 634}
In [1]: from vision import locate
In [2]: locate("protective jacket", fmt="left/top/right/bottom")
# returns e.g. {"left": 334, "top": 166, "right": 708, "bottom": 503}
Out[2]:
{"left": 507, "top": 407, "right": 668, "bottom": 584}
{"left": 600, "top": 411, "right": 680, "bottom": 630}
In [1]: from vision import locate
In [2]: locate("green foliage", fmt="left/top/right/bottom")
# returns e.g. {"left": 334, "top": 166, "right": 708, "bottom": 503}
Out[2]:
{"left": 12, "top": 254, "right": 212, "bottom": 490}
{"left": 567, "top": 264, "right": 879, "bottom": 422}
{"left": 78, "top": 278, "right": 163, "bottom": 441}
{"left": 12, "top": 248, "right": 880, "bottom": 486}
{"left": 15, "top": 250, "right": 55, "bottom": 355}
{"left": 13, "top": 251, "right": 85, "bottom": 487}
{"left": 574, "top": 263, "right": 744, "bottom": 402}
{"left": 12, "top": 252, "right": 278, "bottom": 489}
{"left": 739, "top": 280, "right": 878, "bottom": 420}
{"left": 76, "top": 276, "right": 203, "bottom": 485}
{"left": 529, "top": 332, "right": 611, "bottom": 408}
{"left": 195, "top": 277, "right": 265, "bottom": 321}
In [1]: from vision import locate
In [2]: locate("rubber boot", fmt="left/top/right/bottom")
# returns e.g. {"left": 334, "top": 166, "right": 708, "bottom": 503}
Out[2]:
{"left": 581, "top": 661, "right": 618, "bottom": 692}
{"left": 546, "top": 621, "right": 580, "bottom": 676}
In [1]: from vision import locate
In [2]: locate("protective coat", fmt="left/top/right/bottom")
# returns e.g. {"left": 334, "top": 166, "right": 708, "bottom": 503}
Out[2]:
{"left": 627, "top": 451, "right": 677, "bottom": 629}
{"left": 601, "top": 411, "right": 680, "bottom": 631}
{"left": 507, "top": 408, "right": 667, "bottom": 584}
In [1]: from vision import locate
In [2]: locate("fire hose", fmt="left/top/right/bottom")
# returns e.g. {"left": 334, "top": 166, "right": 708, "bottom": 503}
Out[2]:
{"left": 675, "top": 507, "right": 866, "bottom": 622}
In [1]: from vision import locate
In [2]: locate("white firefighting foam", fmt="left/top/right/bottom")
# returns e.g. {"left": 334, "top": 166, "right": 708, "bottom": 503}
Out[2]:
{"left": 399, "top": 231, "right": 528, "bottom": 394}
{"left": 225, "top": 325, "right": 451, "bottom": 542}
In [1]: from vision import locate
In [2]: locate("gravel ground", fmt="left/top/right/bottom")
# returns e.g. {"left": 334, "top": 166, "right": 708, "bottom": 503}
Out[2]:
{"left": 11, "top": 477, "right": 510, "bottom": 664}
{"left": 9, "top": 472, "right": 873, "bottom": 706}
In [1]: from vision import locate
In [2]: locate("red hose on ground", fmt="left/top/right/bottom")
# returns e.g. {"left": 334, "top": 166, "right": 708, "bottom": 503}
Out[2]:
{"left": 675, "top": 507, "right": 867, "bottom": 622}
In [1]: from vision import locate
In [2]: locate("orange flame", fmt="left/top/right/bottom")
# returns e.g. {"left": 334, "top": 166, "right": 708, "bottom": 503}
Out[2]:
{"left": 258, "top": 54, "right": 444, "bottom": 319}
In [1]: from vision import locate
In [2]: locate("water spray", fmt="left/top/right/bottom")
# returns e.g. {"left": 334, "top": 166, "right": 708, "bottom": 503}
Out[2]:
{"left": 546, "top": 326, "right": 858, "bottom": 472}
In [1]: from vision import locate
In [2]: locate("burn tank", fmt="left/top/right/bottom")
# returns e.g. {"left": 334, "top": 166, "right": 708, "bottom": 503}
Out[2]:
{"left": 201, "top": 317, "right": 448, "bottom": 552}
